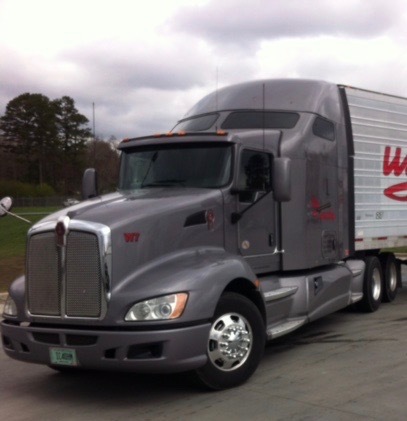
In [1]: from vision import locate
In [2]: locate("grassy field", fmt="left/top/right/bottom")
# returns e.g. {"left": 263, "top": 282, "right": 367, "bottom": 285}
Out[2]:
{"left": 0, "top": 207, "right": 60, "bottom": 292}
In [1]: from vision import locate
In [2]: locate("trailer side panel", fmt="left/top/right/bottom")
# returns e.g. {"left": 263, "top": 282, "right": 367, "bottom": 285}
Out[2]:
{"left": 344, "top": 86, "right": 407, "bottom": 250}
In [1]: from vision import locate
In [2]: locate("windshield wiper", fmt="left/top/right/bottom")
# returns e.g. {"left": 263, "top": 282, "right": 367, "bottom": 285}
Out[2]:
{"left": 141, "top": 179, "right": 186, "bottom": 188}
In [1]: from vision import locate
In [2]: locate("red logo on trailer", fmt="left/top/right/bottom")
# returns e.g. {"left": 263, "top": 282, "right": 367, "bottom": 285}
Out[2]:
{"left": 383, "top": 146, "right": 407, "bottom": 201}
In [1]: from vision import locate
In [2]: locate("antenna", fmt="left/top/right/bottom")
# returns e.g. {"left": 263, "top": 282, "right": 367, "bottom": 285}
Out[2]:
{"left": 92, "top": 102, "right": 96, "bottom": 166}
{"left": 92, "top": 102, "right": 96, "bottom": 141}
{"left": 215, "top": 66, "right": 219, "bottom": 130}
{"left": 262, "top": 82, "right": 266, "bottom": 150}
{"left": 216, "top": 67, "right": 219, "bottom": 111}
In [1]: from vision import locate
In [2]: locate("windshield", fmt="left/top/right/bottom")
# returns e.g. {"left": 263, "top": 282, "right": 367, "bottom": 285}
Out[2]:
{"left": 119, "top": 142, "right": 232, "bottom": 191}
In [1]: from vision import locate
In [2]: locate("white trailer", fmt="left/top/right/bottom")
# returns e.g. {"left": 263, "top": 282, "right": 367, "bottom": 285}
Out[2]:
{"left": 345, "top": 86, "right": 407, "bottom": 250}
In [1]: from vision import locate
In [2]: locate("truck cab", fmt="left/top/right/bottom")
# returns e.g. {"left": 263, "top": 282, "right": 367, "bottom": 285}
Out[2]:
{"left": 1, "top": 79, "right": 400, "bottom": 389}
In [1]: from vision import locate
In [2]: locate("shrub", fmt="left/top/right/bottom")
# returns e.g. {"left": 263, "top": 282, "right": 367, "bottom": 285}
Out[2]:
{"left": 0, "top": 180, "right": 56, "bottom": 198}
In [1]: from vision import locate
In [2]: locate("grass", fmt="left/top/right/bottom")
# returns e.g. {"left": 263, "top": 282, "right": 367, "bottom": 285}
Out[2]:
{"left": 0, "top": 207, "right": 60, "bottom": 292}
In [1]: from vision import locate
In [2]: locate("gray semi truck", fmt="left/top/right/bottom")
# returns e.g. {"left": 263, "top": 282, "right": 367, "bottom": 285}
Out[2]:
{"left": 1, "top": 79, "right": 406, "bottom": 389}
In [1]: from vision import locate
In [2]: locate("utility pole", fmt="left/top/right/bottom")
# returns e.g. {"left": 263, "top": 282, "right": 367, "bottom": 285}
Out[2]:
{"left": 92, "top": 102, "right": 96, "bottom": 166}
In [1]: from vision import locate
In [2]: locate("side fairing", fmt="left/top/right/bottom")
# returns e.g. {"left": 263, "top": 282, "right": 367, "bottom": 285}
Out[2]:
{"left": 279, "top": 86, "right": 349, "bottom": 271}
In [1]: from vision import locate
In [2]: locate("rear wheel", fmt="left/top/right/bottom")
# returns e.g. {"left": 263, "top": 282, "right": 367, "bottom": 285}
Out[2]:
{"left": 379, "top": 253, "right": 399, "bottom": 302}
{"left": 355, "top": 256, "right": 383, "bottom": 312}
{"left": 195, "top": 292, "right": 265, "bottom": 390}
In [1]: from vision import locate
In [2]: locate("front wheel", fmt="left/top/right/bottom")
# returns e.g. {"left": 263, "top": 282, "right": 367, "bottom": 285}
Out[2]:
{"left": 195, "top": 292, "right": 265, "bottom": 390}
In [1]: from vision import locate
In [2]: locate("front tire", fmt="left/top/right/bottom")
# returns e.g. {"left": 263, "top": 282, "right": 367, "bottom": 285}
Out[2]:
{"left": 195, "top": 292, "right": 265, "bottom": 390}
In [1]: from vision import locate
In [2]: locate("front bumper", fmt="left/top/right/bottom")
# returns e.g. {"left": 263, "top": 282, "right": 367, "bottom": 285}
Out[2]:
{"left": 1, "top": 320, "right": 210, "bottom": 373}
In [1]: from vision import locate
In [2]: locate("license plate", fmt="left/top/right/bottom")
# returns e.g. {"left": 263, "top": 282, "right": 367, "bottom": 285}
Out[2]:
{"left": 50, "top": 348, "right": 78, "bottom": 366}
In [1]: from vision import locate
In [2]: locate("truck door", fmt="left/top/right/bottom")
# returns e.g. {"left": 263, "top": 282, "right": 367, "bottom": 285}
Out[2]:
{"left": 236, "top": 149, "right": 280, "bottom": 273}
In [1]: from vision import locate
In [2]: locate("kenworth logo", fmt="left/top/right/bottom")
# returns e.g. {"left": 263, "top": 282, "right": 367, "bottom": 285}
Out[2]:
{"left": 383, "top": 146, "right": 407, "bottom": 201}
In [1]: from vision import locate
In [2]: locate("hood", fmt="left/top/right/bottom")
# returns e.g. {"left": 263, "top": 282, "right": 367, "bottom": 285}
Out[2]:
{"left": 36, "top": 188, "right": 225, "bottom": 287}
{"left": 38, "top": 189, "right": 221, "bottom": 225}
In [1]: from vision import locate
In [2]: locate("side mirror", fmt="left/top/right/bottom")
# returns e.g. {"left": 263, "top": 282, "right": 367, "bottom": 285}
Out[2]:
{"left": 82, "top": 168, "right": 99, "bottom": 200}
{"left": 0, "top": 196, "right": 13, "bottom": 217}
{"left": 0, "top": 196, "right": 31, "bottom": 223}
{"left": 273, "top": 157, "right": 291, "bottom": 202}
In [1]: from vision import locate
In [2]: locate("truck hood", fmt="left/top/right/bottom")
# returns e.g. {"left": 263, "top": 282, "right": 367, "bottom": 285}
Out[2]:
{"left": 35, "top": 188, "right": 225, "bottom": 287}
{"left": 39, "top": 189, "right": 222, "bottom": 226}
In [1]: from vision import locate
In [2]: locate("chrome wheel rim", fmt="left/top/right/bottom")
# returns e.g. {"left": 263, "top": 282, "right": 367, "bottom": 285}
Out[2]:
{"left": 372, "top": 267, "right": 382, "bottom": 300}
{"left": 207, "top": 312, "right": 252, "bottom": 371}
{"left": 388, "top": 263, "right": 397, "bottom": 292}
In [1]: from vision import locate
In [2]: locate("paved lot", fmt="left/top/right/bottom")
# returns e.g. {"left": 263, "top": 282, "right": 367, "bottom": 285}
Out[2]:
{"left": 1, "top": 280, "right": 407, "bottom": 420}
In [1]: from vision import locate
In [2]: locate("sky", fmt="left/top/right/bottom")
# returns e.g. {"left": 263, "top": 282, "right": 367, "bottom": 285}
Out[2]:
{"left": 1, "top": 0, "right": 407, "bottom": 140}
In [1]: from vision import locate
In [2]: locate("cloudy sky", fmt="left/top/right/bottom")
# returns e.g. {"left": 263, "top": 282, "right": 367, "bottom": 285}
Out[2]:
{"left": 1, "top": 0, "right": 407, "bottom": 140}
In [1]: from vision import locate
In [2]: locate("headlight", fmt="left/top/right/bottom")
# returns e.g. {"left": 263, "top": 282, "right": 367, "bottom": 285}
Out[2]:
{"left": 3, "top": 295, "right": 17, "bottom": 317}
{"left": 125, "top": 293, "right": 188, "bottom": 321}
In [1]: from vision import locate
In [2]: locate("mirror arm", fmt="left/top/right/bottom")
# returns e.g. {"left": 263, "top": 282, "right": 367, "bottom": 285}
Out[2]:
{"left": 231, "top": 189, "right": 272, "bottom": 225}
{"left": 0, "top": 205, "right": 31, "bottom": 224}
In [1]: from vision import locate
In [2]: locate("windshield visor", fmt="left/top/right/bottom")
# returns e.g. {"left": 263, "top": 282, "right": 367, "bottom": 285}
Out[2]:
{"left": 172, "top": 113, "right": 219, "bottom": 132}
{"left": 119, "top": 142, "right": 232, "bottom": 190}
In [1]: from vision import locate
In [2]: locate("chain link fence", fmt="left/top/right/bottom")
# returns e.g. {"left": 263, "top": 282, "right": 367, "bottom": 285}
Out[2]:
{"left": 12, "top": 197, "right": 73, "bottom": 207}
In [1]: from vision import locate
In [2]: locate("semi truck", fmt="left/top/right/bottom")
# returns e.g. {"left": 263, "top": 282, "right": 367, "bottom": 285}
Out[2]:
{"left": 1, "top": 79, "right": 406, "bottom": 389}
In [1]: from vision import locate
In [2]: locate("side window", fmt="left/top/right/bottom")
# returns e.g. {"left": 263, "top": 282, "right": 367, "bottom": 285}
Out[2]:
{"left": 313, "top": 117, "right": 335, "bottom": 141}
{"left": 238, "top": 150, "right": 271, "bottom": 202}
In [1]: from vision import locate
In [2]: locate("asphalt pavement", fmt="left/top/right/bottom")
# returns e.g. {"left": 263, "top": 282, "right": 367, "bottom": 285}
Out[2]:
{"left": 1, "top": 271, "right": 407, "bottom": 420}
{"left": 1, "top": 285, "right": 407, "bottom": 420}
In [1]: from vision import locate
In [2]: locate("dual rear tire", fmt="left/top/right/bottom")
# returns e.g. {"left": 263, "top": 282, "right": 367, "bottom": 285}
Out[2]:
{"left": 356, "top": 253, "right": 400, "bottom": 312}
{"left": 379, "top": 253, "right": 400, "bottom": 303}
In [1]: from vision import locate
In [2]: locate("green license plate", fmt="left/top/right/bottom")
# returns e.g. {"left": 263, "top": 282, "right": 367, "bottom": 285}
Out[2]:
{"left": 50, "top": 348, "right": 78, "bottom": 366}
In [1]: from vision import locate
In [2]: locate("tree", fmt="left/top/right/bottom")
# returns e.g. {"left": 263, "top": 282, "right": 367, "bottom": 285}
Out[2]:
{"left": 0, "top": 133, "right": 24, "bottom": 180}
{"left": 53, "top": 96, "right": 92, "bottom": 193}
{"left": 0, "top": 93, "right": 92, "bottom": 193}
{"left": 0, "top": 93, "right": 58, "bottom": 185}
{"left": 54, "top": 96, "right": 91, "bottom": 152}
{"left": 86, "top": 139, "right": 120, "bottom": 193}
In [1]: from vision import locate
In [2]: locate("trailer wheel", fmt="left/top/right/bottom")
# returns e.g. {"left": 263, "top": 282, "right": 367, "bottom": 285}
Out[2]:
{"left": 355, "top": 256, "right": 383, "bottom": 312}
{"left": 379, "top": 253, "right": 400, "bottom": 302}
{"left": 195, "top": 292, "right": 265, "bottom": 390}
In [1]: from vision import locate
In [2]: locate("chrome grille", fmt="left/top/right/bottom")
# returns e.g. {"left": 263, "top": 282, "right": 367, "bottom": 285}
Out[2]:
{"left": 27, "top": 228, "right": 105, "bottom": 318}
{"left": 66, "top": 232, "right": 102, "bottom": 317}
{"left": 27, "top": 232, "right": 61, "bottom": 316}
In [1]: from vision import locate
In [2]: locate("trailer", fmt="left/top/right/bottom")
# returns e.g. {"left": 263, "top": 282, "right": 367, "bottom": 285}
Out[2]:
{"left": 1, "top": 79, "right": 406, "bottom": 389}
{"left": 347, "top": 85, "right": 407, "bottom": 304}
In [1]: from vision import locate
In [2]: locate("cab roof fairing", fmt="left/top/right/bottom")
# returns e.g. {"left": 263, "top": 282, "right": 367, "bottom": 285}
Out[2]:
{"left": 182, "top": 79, "right": 344, "bottom": 124}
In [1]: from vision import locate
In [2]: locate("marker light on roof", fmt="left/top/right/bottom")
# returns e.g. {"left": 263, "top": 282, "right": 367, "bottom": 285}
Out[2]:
{"left": 121, "top": 131, "right": 229, "bottom": 144}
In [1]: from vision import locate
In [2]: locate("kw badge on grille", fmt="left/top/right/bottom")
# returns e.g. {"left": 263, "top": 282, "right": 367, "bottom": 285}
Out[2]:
{"left": 55, "top": 216, "right": 70, "bottom": 247}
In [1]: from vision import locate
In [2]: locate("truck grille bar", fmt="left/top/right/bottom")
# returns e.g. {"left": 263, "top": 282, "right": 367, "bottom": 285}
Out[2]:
{"left": 27, "top": 220, "right": 111, "bottom": 319}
